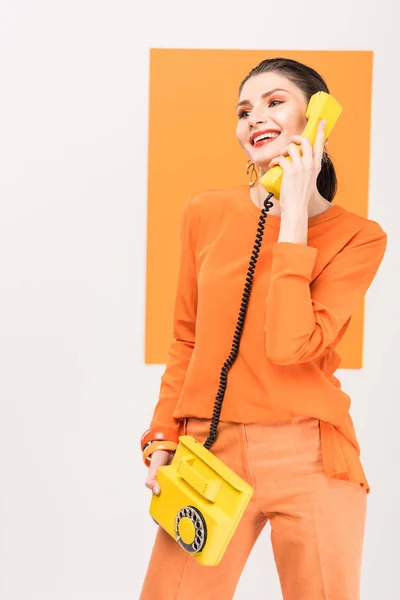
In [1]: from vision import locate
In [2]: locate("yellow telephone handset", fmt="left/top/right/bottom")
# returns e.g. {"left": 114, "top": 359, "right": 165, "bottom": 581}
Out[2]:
{"left": 259, "top": 91, "right": 342, "bottom": 200}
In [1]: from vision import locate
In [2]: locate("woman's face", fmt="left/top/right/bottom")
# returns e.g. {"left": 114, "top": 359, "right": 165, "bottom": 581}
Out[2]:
{"left": 236, "top": 71, "right": 309, "bottom": 172}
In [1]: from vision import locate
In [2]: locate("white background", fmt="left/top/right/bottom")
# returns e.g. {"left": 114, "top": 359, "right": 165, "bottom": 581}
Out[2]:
{"left": 0, "top": 1, "right": 398, "bottom": 598}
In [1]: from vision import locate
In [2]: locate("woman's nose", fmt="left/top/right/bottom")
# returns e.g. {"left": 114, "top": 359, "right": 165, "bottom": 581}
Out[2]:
{"left": 248, "top": 108, "right": 267, "bottom": 126}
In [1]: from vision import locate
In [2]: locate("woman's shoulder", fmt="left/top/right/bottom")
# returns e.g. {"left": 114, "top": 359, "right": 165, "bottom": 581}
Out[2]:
{"left": 334, "top": 203, "right": 386, "bottom": 240}
{"left": 185, "top": 185, "right": 244, "bottom": 216}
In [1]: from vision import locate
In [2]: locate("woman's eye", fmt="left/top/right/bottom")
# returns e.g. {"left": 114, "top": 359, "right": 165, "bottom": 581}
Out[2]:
{"left": 237, "top": 100, "right": 283, "bottom": 118}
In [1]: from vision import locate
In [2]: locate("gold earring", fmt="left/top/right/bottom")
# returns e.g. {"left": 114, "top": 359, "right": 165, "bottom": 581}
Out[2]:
{"left": 246, "top": 160, "right": 259, "bottom": 187}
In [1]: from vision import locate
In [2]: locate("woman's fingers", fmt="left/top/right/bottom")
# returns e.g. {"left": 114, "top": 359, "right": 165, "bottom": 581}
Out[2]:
{"left": 145, "top": 450, "right": 175, "bottom": 525}
{"left": 268, "top": 123, "right": 326, "bottom": 171}
{"left": 145, "top": 459, "right": 162, "bottom": 495}
{"left": 268, "top": 156, "right": 280, "bottom": 168}
{"left": 283, "top": 142, "right": 302, "bottom": 167}
{"left": 145, "top": 449, "right": 175, "bottom": 496}
{"left": 272, "top": 155, "right": 292, "bottom": 171}
{"left": 287, "top": 136, "right": 313, "bottom": 169}
{"left": 145, "top": 471, "right": 160, "bottom": 495}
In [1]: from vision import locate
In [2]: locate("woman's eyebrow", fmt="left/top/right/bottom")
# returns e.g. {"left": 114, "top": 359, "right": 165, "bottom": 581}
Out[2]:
{"left": 236, "top": 88, "right": 290, "bottom": 110}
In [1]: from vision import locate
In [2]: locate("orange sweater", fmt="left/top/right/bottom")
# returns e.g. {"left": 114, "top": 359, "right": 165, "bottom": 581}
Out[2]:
{"left": 147, "top": 185, "right": 387, "bottom": 492}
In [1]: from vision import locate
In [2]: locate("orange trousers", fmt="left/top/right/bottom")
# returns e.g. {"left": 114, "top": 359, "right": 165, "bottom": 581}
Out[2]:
{"left": 139, "top": 416, "right": 367, "bottom": 600}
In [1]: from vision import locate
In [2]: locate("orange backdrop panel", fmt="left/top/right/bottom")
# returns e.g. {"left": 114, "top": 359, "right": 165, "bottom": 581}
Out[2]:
{"left": 145, "top": 50, "right": 373, "bottom": 368}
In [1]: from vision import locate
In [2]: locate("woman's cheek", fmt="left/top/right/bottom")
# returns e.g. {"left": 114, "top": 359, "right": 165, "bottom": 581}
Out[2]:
{"left": 236, "top": 125, "right": 246, "bottom": 145}
{"left": 236, "top": 132, "right": 249, "bottom": 154}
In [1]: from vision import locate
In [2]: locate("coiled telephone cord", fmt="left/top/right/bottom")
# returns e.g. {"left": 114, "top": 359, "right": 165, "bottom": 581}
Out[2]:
{"left": 203, "top": 192, "right": 274, "bottom": 450}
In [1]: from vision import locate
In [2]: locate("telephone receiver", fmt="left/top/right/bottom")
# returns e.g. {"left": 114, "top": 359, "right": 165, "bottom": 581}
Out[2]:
{"left": 259, "top": 91, "right": 342, "bottom": 200}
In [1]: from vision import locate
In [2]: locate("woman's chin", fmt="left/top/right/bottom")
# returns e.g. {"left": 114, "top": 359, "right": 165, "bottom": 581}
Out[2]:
{"left": 253, "top": 158, "right": 273, "bottom": 173}
{"left": 253, "top": 150, "right": 280, "bottom": 169}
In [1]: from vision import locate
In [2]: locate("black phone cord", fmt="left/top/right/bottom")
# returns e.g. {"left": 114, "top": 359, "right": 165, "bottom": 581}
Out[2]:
{"left": 203, "top": 192, "right": 274, "bottom": 450}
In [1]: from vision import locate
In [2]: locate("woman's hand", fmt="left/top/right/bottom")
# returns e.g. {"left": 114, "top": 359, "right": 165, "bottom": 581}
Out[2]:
{"left": 145, "top": 449, "right": 175, "bottom": 525}
{"left": 145, "top": 449, "right": 175, "bottom": 496}
{"left": 268, "top": 119, "right": 326, "bottom": 216}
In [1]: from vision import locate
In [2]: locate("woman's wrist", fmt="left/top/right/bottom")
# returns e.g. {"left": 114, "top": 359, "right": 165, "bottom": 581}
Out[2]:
{"left": 141, "top": 426, "right": 180, "bottom": 452}
{"left": 142, "top": 440, "right": 178, "bottom": 467}
{"left": 141, "top": 426, "right": 180, "bottom": 467}
{"left": 277, "top": 211, "right": 308, "bottom": 245}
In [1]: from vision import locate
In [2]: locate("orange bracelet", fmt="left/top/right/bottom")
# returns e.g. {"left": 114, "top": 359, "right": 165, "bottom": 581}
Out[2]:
{"left": 142, "top": 440, "right": 178, "bottom": 467}
{"left": 141, "top": 427, "right": 180, "bottom": 452}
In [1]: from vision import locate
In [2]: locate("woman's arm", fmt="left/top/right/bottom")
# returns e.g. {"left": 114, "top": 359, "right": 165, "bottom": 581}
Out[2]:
{"left": 264, "top": 220, "right": 387, "bottom": 365}
{"left": 147, "top": 197, "right": 199, "bottom": 436}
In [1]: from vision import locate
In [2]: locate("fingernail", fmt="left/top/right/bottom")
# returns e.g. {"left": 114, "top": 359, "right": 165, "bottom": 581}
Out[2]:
{"left": 321, "top": 119, "right": 326, "bottom": 126}
{"left": 153, "top": 486, "right": 160, "bottom": 495}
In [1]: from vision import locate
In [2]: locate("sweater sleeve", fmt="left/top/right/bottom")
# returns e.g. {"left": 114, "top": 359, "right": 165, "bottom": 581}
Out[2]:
{"left": 148, "top": 197, "right": 198, "bottom": 434}
{"left": 264, "top": 221, "right": 387, "bottom": 365}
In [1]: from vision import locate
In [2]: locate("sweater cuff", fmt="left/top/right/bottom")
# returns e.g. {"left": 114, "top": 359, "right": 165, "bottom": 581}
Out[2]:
{"left": 271, "top": 242, "right": 318, "bottom": 281}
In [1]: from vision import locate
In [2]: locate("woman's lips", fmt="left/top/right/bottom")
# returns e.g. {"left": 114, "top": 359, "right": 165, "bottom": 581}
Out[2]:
{"left": 253, "top": 134, "right": 280, "bottom": 148}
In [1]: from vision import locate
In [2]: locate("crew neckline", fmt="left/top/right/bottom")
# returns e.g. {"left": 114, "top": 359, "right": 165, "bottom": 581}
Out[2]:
{"left": 237, "top": 184, "right": 345, "bottom": 228}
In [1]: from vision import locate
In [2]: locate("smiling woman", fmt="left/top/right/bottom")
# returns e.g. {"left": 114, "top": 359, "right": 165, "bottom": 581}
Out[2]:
{"left": 139, "top": 57, "right": 387, "bottom": 600}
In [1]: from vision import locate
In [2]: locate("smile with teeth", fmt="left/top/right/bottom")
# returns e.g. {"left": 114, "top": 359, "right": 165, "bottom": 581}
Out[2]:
{"left": 252, "top": 132, "right": 280, "bottom": 147}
